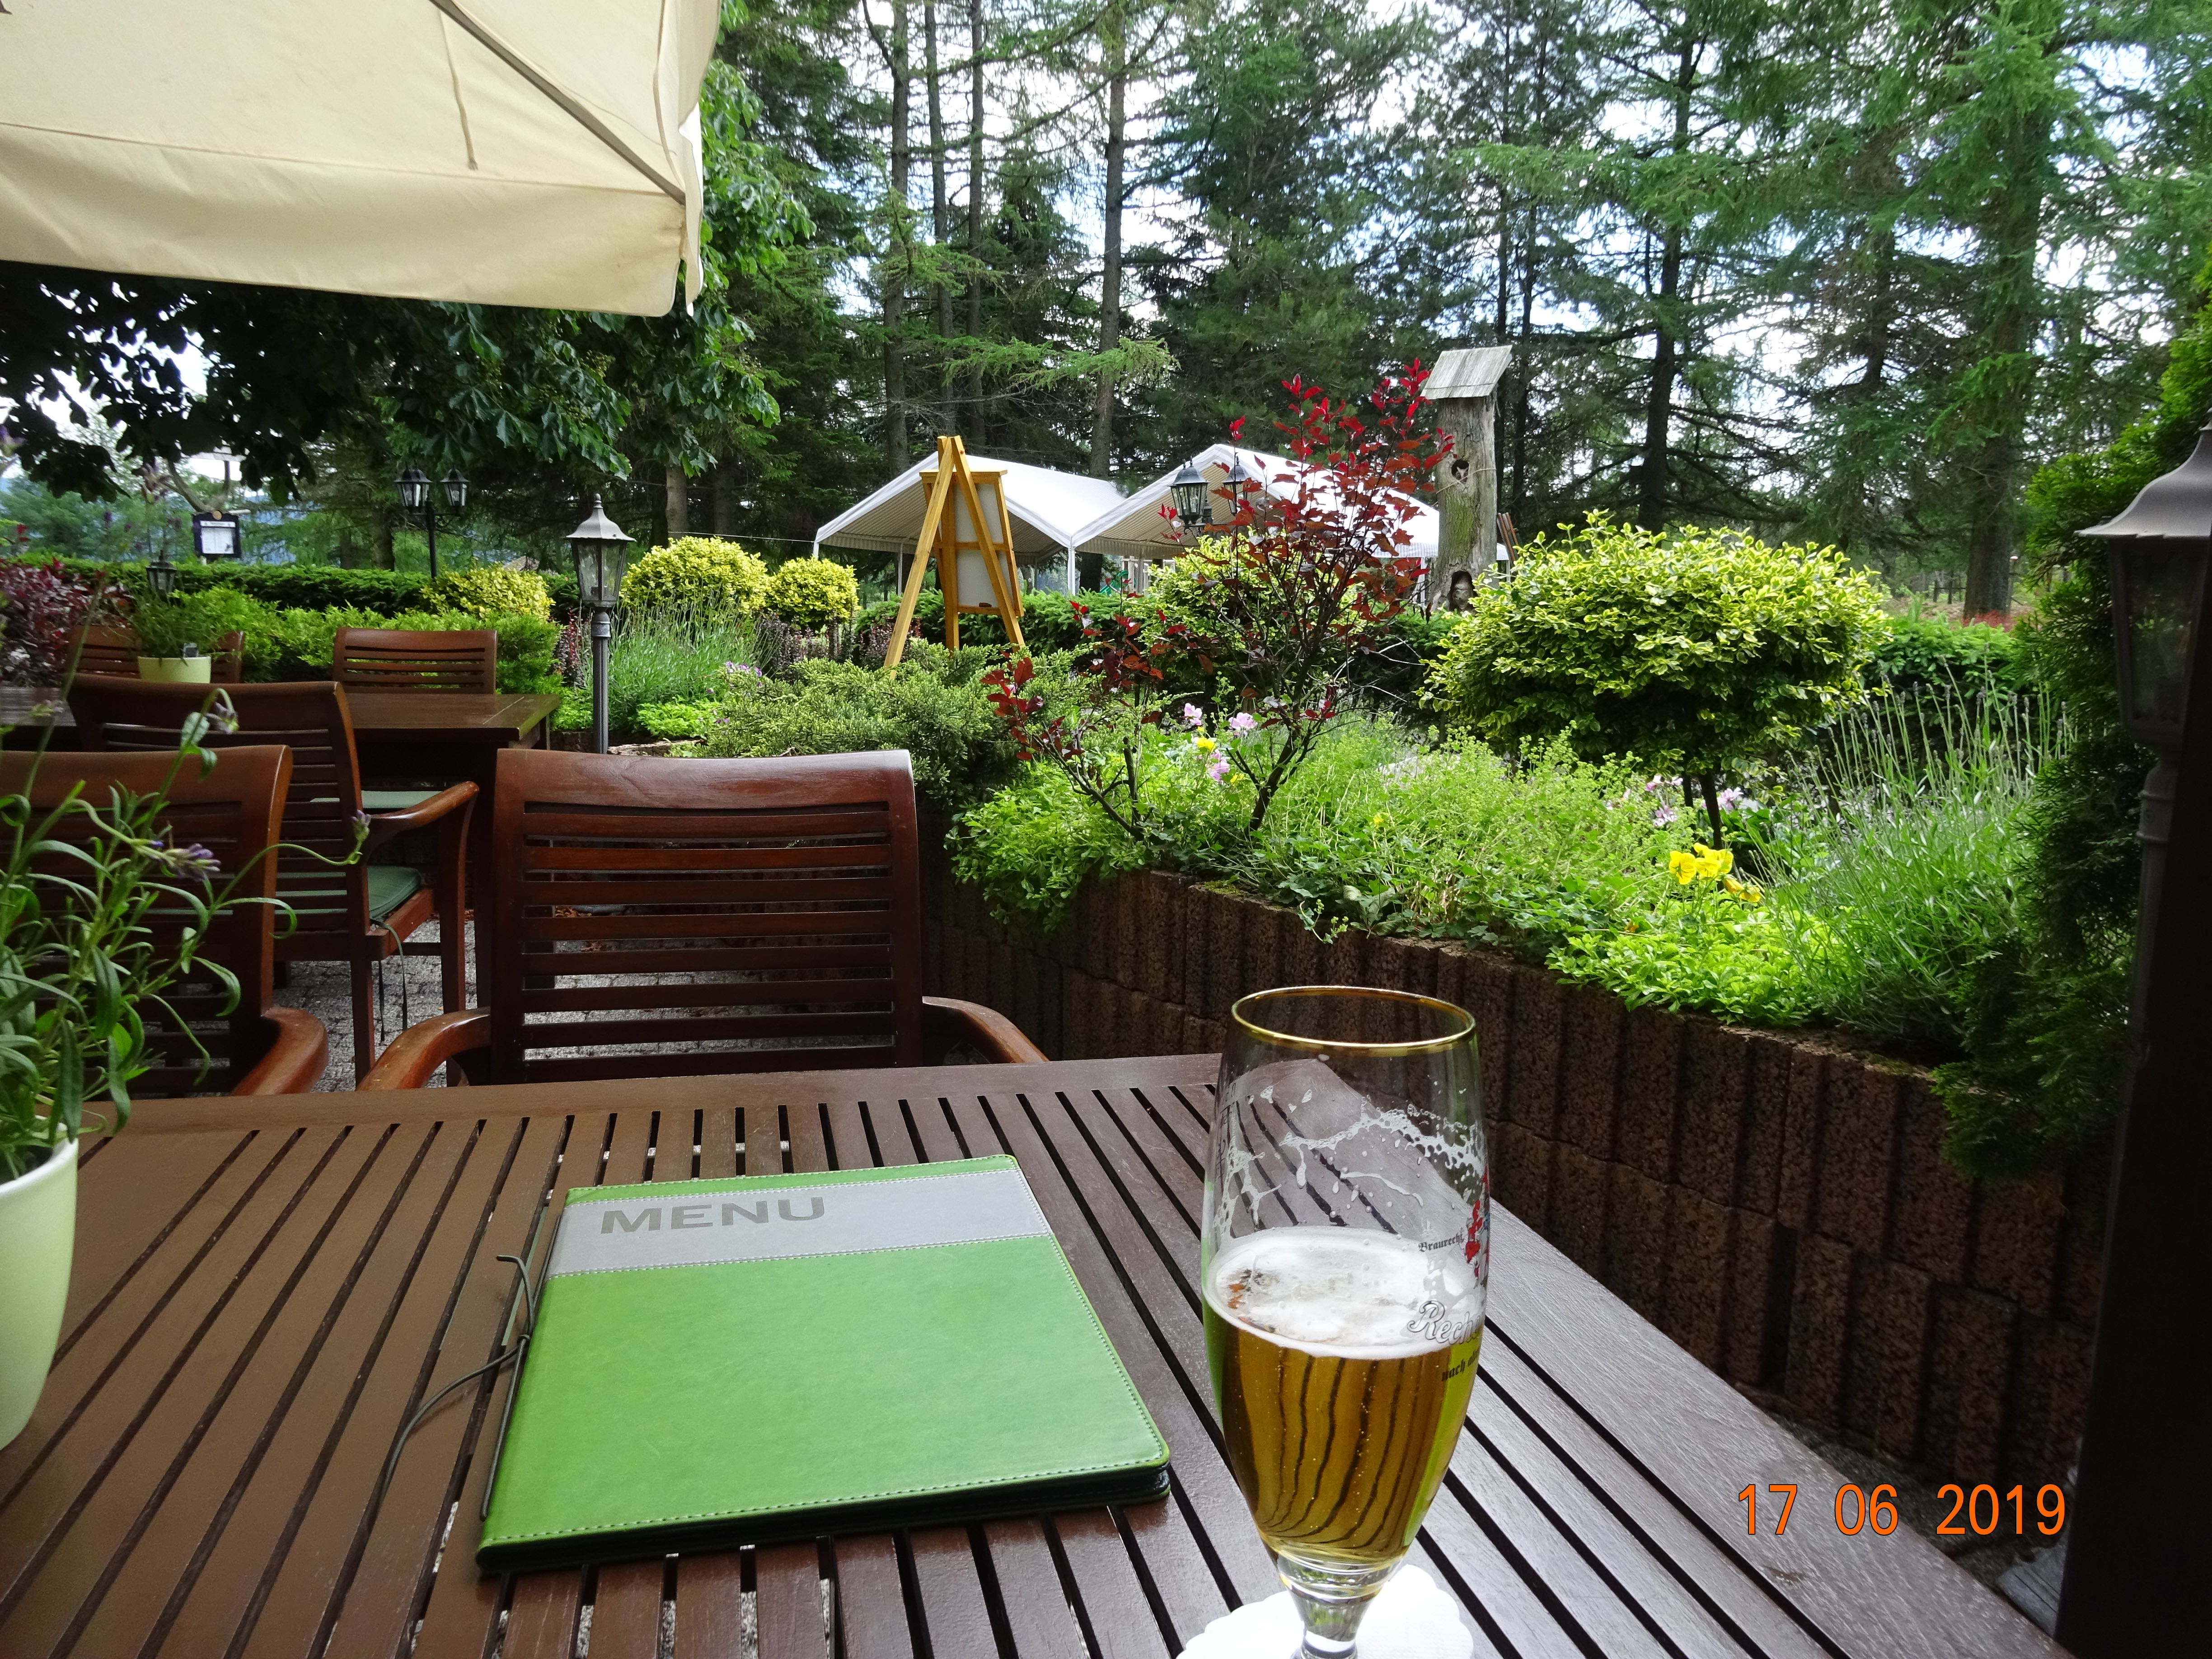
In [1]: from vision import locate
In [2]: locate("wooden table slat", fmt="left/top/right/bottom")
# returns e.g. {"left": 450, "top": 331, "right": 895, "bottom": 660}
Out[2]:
{"left": 234, "top": 1114, "right": 551, "bottom": 1659}
{"left": 0, "top": 1125, "right": 390, "bottom": 1655}
{"left": 827, "top": 1533, "right": 916, "bottom": 1659}
{"left": 0, "top": 1056, "right": 2062, "bottom": 1659}
{"left": 150, "top": 1120, "right": 499, "bottom": 1658}
{"left": 756, "top": 1539, "right": 830, "bottom": 1659}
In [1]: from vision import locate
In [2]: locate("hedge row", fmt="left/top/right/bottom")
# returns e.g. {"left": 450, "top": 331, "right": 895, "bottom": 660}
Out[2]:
{"left": 14, "top": 556, "right": 581, "bottom": 618}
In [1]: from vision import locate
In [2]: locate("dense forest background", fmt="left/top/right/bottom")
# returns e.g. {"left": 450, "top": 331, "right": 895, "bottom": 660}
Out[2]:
{"left": 6, "top": 0, "right": 2212, "bottom": 615}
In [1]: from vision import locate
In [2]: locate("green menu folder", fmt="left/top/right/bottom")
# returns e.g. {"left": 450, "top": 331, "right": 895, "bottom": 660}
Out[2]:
{"left": 477, "top": 1155, "right": 1171, "bottom": 1569}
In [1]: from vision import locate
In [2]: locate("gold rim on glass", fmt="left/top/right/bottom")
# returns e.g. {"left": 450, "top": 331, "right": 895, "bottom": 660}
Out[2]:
{"left": 1228, "top": 984, "right": 1476, "bottom": 1056}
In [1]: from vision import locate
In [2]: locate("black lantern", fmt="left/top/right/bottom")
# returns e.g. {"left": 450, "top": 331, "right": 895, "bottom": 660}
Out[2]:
{"left": 191, "top": 512, "right": 242, "bottom": 561}
{"left": 145, "top": 544, "right": 179, "bottom": 601}
{"left": 1169, "top": 461, "right": 1208, "bottom": 531}
{"left": 396, "top": 467, "right": 431, "bottom": 512}
{"left": 566, "top": 494, "right": 634, "bottom": 609}
{"left": 2081, "top": 417, "right": 2212, "bottom": 755}
{"left": 1223, "top": 452, "right": 1251, "bottom": 515}
{"left": 566, "top": 494, "right": 634, "bottom": 754}
{"left": 442, "top": 469, "right": 469, "bottom": 511}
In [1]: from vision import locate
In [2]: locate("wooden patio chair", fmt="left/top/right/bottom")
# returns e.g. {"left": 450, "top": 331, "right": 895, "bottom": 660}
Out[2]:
{"left": 0, "top": 745, "right": 328, "bottom": 1096}
{"left": 360, "top": 748, "right": 1044, "bottom": 1087}
{"left": 69, "top": 623, "right": 246, "bottom": 683}
{"left": 64, "top": 677, "right": 477, "bottom": 1079}
{"left": 332, "top": 627, "right": 497, "bottom": 693}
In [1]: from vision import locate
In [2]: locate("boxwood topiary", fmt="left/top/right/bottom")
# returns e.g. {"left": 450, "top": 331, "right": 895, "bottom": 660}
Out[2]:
{"left": 619, "top": 536, "right": 769, "bottom": 620}
{"left": 761, "top": 555, "right": 860, "bottom": 630}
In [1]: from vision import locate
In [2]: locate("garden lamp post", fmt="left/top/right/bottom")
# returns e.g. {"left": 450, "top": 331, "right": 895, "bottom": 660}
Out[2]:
{"left": 565, "top": 494, "right": 633, "bottom": 755}
{"left": 2057, "top": 414, "right": 2212, "bottom": 1656}
{"left": 397, "top": 465, "right": 469, "bottom": 577}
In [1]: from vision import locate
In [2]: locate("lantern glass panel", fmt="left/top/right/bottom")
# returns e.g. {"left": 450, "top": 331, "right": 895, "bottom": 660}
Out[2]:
{"left": 397, "top": 468, "right": 429, "bottom": 511}
{"left": 2116, "top": 542, "right": 2206, "bottom": 743}
{"left": 442, "top": 470, "right": 469, "bottom": 510}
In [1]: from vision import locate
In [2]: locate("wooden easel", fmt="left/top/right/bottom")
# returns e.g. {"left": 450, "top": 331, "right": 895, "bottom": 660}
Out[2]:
{"left": 882, "top": 435, "right": 1027, "bottom": 667}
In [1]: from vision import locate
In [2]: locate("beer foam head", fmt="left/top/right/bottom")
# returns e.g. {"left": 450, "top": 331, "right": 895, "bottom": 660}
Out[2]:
{"left": 1206, "top": 1226, "right": 1483, "bottom": 1359}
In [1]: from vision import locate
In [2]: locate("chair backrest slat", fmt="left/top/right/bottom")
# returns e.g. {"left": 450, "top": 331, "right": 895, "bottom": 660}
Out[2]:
{"left": 66, "top": 677, "right": 369, "bottom": 942}
{"left": 333, "top": 628, "right": 497, "bottom": 694}
{"left": 481, "top": 748, "right": 928, "bottom": 1084}
{"left": 0, "top": 745, "right": 291, "bottom": 1094}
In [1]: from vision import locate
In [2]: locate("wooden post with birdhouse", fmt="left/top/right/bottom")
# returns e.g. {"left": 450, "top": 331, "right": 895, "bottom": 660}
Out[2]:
{"left": 1426, "top": 346, "right": 1512, "bottom": 610}
{"left": 882, "top": 435, "right": 1027, "bottom": 667}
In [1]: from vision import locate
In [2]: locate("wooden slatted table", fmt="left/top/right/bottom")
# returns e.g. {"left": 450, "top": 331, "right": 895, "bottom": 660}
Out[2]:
{"left": 0, "top": 1055, "right": 2062, "bottom": 1659}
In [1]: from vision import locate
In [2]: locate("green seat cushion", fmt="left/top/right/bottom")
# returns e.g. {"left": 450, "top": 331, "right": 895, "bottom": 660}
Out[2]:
{"left": 362, "top": 788, "right": 441, "bottom": 811}
{"left": 366, "top": 863, "right": 425, "bottom": 922}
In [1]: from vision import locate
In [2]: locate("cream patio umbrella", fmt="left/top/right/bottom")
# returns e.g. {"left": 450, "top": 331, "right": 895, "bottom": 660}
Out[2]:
{"left": 0, "top": 0, "right": 717, "bottom": 317}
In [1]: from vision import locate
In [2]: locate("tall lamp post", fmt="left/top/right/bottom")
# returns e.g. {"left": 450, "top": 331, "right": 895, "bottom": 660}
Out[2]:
{"left": 397, "top": 466, "right": 469, "bottom": 577}
{"left": 565, "top": 495, "right": 633, "bottom": 755}
{"left": 2058, "top": 417, "right": 2212, "bottom": 1654}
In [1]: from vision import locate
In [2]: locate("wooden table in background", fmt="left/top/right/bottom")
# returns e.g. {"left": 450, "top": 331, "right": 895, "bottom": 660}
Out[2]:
{"left": 0, "top": 684, "right": 558, "bottom": 989}
{"left": 0, "top": 1055, "right": 2060, "bottom": 1659}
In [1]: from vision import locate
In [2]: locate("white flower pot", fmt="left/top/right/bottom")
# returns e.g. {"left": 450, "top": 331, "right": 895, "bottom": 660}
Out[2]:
{"left": 0, "top": 1137, "right": 78, "bottom": 1447}
{"left": 138, "top": 656, "right": 212, "bottom": 684}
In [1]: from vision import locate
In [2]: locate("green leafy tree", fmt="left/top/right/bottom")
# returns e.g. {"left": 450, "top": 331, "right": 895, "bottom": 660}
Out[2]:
{"left": 1430, "top": 514, "right": 1888, "bottom": 841}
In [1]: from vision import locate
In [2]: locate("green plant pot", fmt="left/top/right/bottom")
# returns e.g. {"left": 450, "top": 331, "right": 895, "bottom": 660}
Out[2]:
{"left": 0, "top": 1136, "right": 77, "bottom": 1447}
{"left": 137, "top": 656, "right": 212, "bottom": 684}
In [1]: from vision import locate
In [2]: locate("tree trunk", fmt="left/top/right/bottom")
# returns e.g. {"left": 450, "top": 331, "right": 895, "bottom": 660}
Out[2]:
{"left": 1961, "top": 119, "right": 2046, "bottom": 620}
{"left": 925, "top": 0, "right": 953, "bottom": 435}
{"left": 665, "top": 463, "right": 689, "bottom": 538}
{"left": 1638, "top": 36, "right": 1696, "bottom": 534}
{"left": 883, "top": 0, "right": 912, "bottom": 477}
{"left": 965, "top": 0, "right": 986, "bottom": 442}
{"left": 370, "top": 506, "right": 395, "bottom": 570}
{"left": 712, "top": 459, "right": 735, "bottom": 535}
{"left": 1090, "top": 0, "right": 1127, "bottom": 479}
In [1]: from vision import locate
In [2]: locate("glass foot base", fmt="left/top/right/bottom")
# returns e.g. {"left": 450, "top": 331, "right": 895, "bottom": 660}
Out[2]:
{"left": 1174, "top": 1565, "right": 1475, "bottom": 1659}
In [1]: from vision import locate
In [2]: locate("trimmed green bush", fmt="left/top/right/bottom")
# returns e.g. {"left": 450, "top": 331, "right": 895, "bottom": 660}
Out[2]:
{"left": 762, "top": 555, "right": 860, "bottom": 629}
{"left": 1868, "top": 609, "right": 2021, "bottom": 698}
{"left": 423, "top": 563, "right": 553, "bottom": 622}
{"left": 1430, "top": 515, "right": 1889, "bottom": 840}
{"left": 619, "top": 536, "right": 769, "bottom": 619}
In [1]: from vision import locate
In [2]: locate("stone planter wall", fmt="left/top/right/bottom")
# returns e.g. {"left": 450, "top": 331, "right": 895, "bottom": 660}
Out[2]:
{"left": 921, "top": 861, "right": 2104, "bottom": 1494}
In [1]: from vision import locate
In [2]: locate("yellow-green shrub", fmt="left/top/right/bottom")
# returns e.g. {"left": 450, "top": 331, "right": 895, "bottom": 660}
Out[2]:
{"left": 762, "top": 555, "right": 860, "bottom": 629}
{"left": 422, "top": 563, "right": 552, "bottom": 622}
{"left": 620, "top": 536, "right": 769, "bottom": 619}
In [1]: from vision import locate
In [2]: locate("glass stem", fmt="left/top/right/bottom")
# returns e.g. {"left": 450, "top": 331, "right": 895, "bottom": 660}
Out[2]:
{"left": 1277, "top": 1553, "right": 1399, "bottom": 1658}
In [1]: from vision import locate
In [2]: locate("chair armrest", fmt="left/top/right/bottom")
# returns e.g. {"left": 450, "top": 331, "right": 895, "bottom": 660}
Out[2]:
{"left": 231, "top": 1008, "right": 329, "bottom": 1095}
{"left": 362, "top": 781, "right": 479, "bottom": 851}
{"left": 360, "top": 1009, "right": 493, "bottom": 1089}
{"left": 921, "top": 996, "right": 1049, "bottom": 1065}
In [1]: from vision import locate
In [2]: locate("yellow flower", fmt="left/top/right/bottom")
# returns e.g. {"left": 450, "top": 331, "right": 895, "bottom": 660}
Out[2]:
{"left": 1668, "top": 849, "right": 1699, "bottom": 884}
{"left": 1192, "top": 736, "right": 1217, "bottom": 754}
{"left": 1370, "top": 812, "right": 1387, "bottom": 830}
{"left": 1725, "top": 876, "right": 1764, "bottom": 905}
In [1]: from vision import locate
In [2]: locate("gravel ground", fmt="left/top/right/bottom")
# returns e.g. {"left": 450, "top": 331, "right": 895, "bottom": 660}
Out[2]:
{"left": 268, "top": 921, "right": 468, "bottom": 1088}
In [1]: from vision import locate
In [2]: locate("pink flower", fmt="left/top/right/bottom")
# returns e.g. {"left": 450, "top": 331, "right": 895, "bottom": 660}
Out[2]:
{"left": 1228, "top": 712, "right": 1257, "bottom": 734}
{"left": 1182, "top": 702, "right": 1204, "bottom": 729}
{"left": 1207, "top": 758, "right": 1231, "bottom": 783}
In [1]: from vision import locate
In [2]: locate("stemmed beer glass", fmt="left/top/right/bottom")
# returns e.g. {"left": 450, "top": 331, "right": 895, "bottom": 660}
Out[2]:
{"left": 1201, "top": 987, "right": 1488, "bottom": 1657}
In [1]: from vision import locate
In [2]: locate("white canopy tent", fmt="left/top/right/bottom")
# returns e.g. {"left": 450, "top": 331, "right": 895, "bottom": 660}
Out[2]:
{"left": 813, "top": 452, "right": 1126, "bottom": 594}
{"left": 1071, "top": 444, "right": 1440, "bottom": 576}
{"left": 0, "top": 0, "right": 717, "bottom": 316}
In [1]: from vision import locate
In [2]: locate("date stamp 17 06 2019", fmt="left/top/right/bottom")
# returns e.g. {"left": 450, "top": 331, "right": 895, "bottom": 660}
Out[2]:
{"left": 1738, "top": 1482, "right": 2068, "bottom": 1538}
